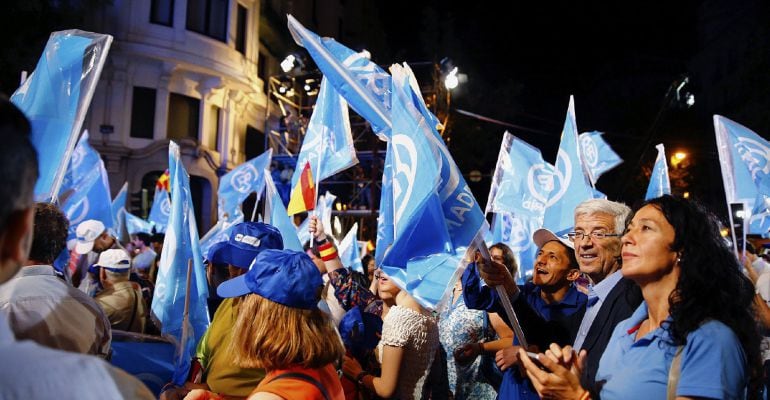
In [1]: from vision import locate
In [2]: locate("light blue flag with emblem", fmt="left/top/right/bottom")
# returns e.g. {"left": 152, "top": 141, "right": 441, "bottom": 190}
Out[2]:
{"left": 58, "top": 131, "right": 114, "bottom": 240}
{"left": 579, "top": 131, "right": 623, "bottom": 185}
{"left": 490, "top": 212, "right": 538, "bottom": 283}
{"left": 543, "top": 96, "right": 595, "bottom": 235}
{"left": 218, "top": 149, "right": 272, "bottom": 222}
{"left": 296, "top": 216, "right": 311, "bottom": 246}
{"left": 112, "top": 182, "right": 128, "bottom": 238}
{"left": 714, "top": 115, "right": 770, "bottom": 236}
{"left": 11, "top": 30, "right": 112, "bottom": 202}
{"left": 200, "top": 214, "right": 244, "bottom": 260}
{"left": 339, "top": 222, "right": 364, "bottom": 273}
{"left": 151, "top": 141, "right": 210, "bottom": 386}
{"left": 291, "top": 79, "right": 358, "bottom": 188}
{"left": 264, "top": 173, "right": 304, "bottom": 251}
{"left": 287, "top": 15, "right": 392, "bottom": 138}
{"left": 149, "top": 187, "right": 171, "bottom": 233}
{"left": 375, "top": 140, "right": 395, "bottom": 266}
{"left": 125, "top": 212, "right": 155, "bottom": 235}
{"left": 645, "top": 143, "right": 672, "bottom": 200}
{"left": 489, "top": 133, "right": 554, "bottom": 219}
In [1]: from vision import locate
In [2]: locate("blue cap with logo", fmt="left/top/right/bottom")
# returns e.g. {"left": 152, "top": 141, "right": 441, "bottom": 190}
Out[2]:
{"left": 217, "top": 249, "right": 323, "bottom": 310}
{"left": 207, "top": 222, "right": 283, "bottom": 269}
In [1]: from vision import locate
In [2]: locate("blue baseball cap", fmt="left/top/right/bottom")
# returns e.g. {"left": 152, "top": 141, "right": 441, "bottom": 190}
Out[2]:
{"left": 207, "top": 222, "right": 284, "bottom": 269}
{"left": 339, "top": 307, "right": 382, "bottom": 352}
{"left": 217, "top": 249, "right": 324, "bottom": 309}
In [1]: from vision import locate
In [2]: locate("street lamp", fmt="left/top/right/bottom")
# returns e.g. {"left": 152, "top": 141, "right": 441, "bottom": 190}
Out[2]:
{"left": 444, "top": 67, "right": 459, "bottom": 89}
{"left": 280, "top": 55, "right": 296, "bottom": 73}
{"left": 670, "top": 151, "right": 687, "bottom": 168}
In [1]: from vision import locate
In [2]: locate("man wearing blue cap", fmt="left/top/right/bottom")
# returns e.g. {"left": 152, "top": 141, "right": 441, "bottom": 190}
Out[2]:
{"left": 163, "top": 222, "right": 284, "bottom": 400}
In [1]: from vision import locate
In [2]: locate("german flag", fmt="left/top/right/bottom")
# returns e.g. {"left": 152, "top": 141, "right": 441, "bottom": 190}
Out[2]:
{"left": 156, "top": 170, "right": 170, "bottom": 193}
{"left": 287, "top": 162, "right": 316, "bottom": 215}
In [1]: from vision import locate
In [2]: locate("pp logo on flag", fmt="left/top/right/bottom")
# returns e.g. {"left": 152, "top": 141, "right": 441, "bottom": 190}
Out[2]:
{"left": 527, "top": 163, "right": 556, "bottom": 209}
{"left": 392, "top": 134, "right": 417, "bottom": 223}
{"left": 231, "top": 163, "right": 259, "bottom": 194}
{"left": 161, "top": 197, "right": 172, "bottom": 216}
{"left": 736, "top": 137, "right": 770, "bottom": 180}
{"left": 67, "top": 198, "right": 90, "bottom": 226}
{"left": 70, "top": 144, "right": 87, "bottom": 170}
{"left": 505, "top": 215, "right": 531, "bottom": 253}
{"left": 580, "top": 135, "right": 599, "bottom": 168}
{"left": 544, "top": 149, "right": 572, "bottom": 207}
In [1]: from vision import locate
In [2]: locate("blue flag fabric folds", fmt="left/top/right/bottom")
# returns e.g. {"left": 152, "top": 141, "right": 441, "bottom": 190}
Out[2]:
{"left": 58, "top": 131, "right": 114, "bottom": 239}
{"left": 714, "top": 115, "right": 770, "bottom": 236}
{"left": 11, "top": 30, "right": 112, "bottom": 202}
{"left": 125, "top": 212, "right": 155, "bottom": 236}
{"left": 338, "top": 223, "right": 364, "bottom": 273}
{"left": 112, "top": 182, "right": 128, "bottom": 238}
{"left": 218, "top": 149, "right": 272, "bottom": 222}
{"left": 291, "top": 79, "right": 358, "bottom": 186}
{"left": 264, "top": 173, "right": 304, "bottom": 252}
{"left": 579, "top": 131, "right": 622, "bottom": 185}
{"left": 151, "top": 142, "right": 210, "bottom": 386}
{"left": 645, "top": 143, "right": 672, "bottom": 200}
{"left": 287, "top": 15, "right": 392, "bottom": 137}
{"left": 375, "top": 140, "right": 395, "bottom": 267}
{"left": 149, "top": 188, "right": 171, "bottom": 233}
{"left": 490, "top": 212, "right": 538, "bottom": 283}
{"left": 295, "top": 216, "right": 311, "bottom": 247}
{"left": 543, "top": 96, "right": 594, "bottom": 235}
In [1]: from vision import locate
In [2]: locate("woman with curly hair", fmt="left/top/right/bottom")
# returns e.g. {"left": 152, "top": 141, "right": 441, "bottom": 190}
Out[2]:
{"left": 520, "top": 195, "right": 762, "bottom": 399}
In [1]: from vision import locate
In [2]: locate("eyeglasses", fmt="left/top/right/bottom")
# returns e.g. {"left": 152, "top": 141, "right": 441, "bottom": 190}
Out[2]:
{"left": 565, "top": 231, "right": 622, "bottom": 242}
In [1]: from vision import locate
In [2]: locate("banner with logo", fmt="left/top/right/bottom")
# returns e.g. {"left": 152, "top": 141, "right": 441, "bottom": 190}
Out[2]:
{"left": 218, "top": 149, "right": 272, "bottom": 223}
{"left": 645, "top": 143, "right": 672, "bottom": 200}
{"left": 149, "top": 187, "right": 171, "bottom": 233}
{"left": 264, "top": 173, "right": 304, "bottom": 252}
{"left": 579, "top": 131, "right": 622, "bottom": 185}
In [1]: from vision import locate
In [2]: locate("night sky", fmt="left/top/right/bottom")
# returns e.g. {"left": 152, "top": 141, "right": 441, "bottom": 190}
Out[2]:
{"left": 370, "top": 0, "right": 770, "bottom": 222}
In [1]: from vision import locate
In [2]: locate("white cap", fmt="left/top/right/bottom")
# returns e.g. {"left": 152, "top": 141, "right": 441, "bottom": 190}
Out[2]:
{"left": 74, "top": 220, "right": 106, "bottom": 254}
{"left": 95, "top": 249, "right": 131, "bottom": 270}
{"left": 532, "top": 228, "right": 574, "bottom": 250}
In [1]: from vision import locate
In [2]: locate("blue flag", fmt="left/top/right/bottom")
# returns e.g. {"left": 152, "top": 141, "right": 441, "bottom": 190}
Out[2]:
{"left": 645, "top": 143, "right": 672, "bottom": 200}
{"left": 218, "top": 149, "right": 272, "bottom": 222}
{"left": 543, "top": 96, "right": 594, "bottom": 235}
{"left": 490, "top": 212, "right": 538, "bottom": 283}
{"left": 125, "top": 212, "right": 155, "bottom": 236}
{"left": 489, "top": 133, "right": 554, "bottom": 220}
{"left": 199, "top": 215, "right": 244, "bottom": 260}
{"left": 11, "top": 30, "right": 112, "bottom": 202}
{"left": 58, "top": 131, "right": 114, "bottom": 239}
{"left": 375, "top": 140, "right": 395, "bottom": 267}
{"left": 714, "top": 115, "right": 770, "bottom": 235}
{"left": 151, "top": 141, "right": 210, "bottom": 386}
{"left": 579, "top": 131, "right": 623, "bottom": 185}
{"left": 112, "top": 182, "right": 128, "bottom": 238}
{"left": 318, "top": 191, "right": 337, "bottom": 237}
{"left": 338, "top": 223, "right": 364, "bottom": 273}
{"left": 287, "top": 15, "right": 392, "bottom": 137}
{"left": 295, "top": 216, "right": 311, "bottom": 247}
{"left": 291, "top": 79, "right": 358, "bottom": 187}
{"left": 149, "top": 187, "right": 171, "bottom": 233}
{"left": 264, "top": 173, "right": 304, "bottom": 251}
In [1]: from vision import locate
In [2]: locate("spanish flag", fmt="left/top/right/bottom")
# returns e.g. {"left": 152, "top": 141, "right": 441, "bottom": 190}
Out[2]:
{"left": 156, "top": 169, "right": 170, "bottom": 193}
{"left": 287, "top": 162, "right": 316, "bottom": 215}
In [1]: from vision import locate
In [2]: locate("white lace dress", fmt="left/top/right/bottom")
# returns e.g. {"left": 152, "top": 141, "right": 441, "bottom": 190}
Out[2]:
{"left": 378, "top": 305, "right": 440, "bottom": 399}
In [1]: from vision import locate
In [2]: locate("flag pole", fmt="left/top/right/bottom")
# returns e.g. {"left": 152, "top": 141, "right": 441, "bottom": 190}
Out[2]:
{"left": 311, "top": 137, "right": 326, "bottom": 249}
{"left": 176, "top": 259, "right": 193, "bottom": 375}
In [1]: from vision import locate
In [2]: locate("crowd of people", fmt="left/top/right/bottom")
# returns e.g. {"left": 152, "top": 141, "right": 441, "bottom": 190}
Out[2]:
{"left": 1, "top": 93, "right": 770, "bottom": 400}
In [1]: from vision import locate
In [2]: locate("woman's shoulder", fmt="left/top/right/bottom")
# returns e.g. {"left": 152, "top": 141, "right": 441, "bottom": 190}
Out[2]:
{"left": 387, "top": 305, "right": 434, "bottom": 324}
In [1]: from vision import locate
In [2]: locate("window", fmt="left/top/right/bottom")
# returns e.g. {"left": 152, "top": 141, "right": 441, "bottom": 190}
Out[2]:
{"left": 150, "top": 0, "right": 174, "bottom": 26}
{"left": 167, "top": 93, "right": 200, "bottom": 140}
{"left": 186, "top": 0, "right": 228, "bottom": 42}
{"left": 245, "top": 125, "right": 264, "bottom": 160}
{"left": 205, "top": 105, "right": 221, "bottom": 150}
{"left": 130, "top": 87, "right": 156, "bottom": 139}
{"left": 235, "top": 4, "right": 247, "bottom": 54}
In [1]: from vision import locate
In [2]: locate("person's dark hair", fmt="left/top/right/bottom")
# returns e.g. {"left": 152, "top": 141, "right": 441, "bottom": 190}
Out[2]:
{"left": 150, "top": 233, "right": 165, "bottom": 244}
{"left": 641, "top": 195, "right": 762, "bottom": 398}
{"left": 0, "top": 96, "right": 38, "bottom": 232}
{"left": 29, "top": 203, "right": 69, "bottom": 264}
{"left": 134, "top": 232, "right": 152, "bottom": 247}
{"left": 491, "top": 242, "right": 518, "bottom": 277}
{"left": 361, "top": 254, "right": 374, "bottom": 269}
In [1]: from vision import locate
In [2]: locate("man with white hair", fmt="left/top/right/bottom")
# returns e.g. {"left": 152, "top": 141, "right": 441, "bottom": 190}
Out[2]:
{"left": 95, "top": 249, "right": 146, "bottom": 333}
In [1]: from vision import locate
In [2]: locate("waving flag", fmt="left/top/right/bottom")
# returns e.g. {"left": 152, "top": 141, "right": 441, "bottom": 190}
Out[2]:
{"left": 375, "top": 141, "right": 395, "bottom": 266}
{"left": 317, "top": 191, "right": 338, "bottom": 236}
{"left": 58, "top": 131, "right": 114, "bottom": 239}
{"left": 287, "top": 15, "right": 392, "bottom": 137}
{"left": 295, "top": 216, "right": 311, "bottom": 246}
{"left": 265, "top": 173, "right": 304, "bottom": 251}
{"left": 489, "top": 134, "right": 554, "bottom": 220}
{"left": 291, "top": 79, "right": 357, "bottom": 188}
{"left": 287, "top": 162, "right": 317, "bottom": 215}
{"left": 149, "top": 187, "right": 171, "bottom": 233}
{"left": 11, "top": 30, "right": 112, "bottom": 202}
{"left": 579, "top": 131, "right": 622, "bottom": 185}
{"left": 112, "top": 182, "right": 128, "bottom": 238}
{"left": 218, "top": 150, "right": 272, "bottom": 222}
{"left": 645, "top": 143, "right": 672, "bottom": 200}
{"left": 338, "top": 223, "right": 364, "bottom": 273}
{"left": 200, "top": 214, "right": 244, "bottom": 260}
{"left": 151, "top": 142, "right": 210, "bottom": 386}
{"left": 490, "top": 212, "right": 538, "bottom": 282}
{"left": 543, "top": 96, "right": 594, "bottom": 235}
{"left": 125, "top": 212, "right": 155, "bottom": 235}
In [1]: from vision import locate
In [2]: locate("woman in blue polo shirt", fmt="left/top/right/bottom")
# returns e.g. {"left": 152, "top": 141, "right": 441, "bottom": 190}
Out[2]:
{"left": 520, "top": 195, "right": 762, "bottom": 399}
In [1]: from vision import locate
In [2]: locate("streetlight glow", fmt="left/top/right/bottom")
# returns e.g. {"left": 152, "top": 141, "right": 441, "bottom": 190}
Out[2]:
{"left": 280, "top": 55, "right": 296, "bottom": 73}
{"left": 674, "top": 152, "right": 687, "bottom": 161}
{"left": 444, "top": 67, "right": 459, "bottom": 90}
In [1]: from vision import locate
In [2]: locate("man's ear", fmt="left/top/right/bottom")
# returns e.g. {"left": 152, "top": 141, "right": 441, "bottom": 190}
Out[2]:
{"left": 0, "top": 207, "right": 34, "bottom": 282}
{"left": 566, "top": 268, "right": 581, "bottom": 282}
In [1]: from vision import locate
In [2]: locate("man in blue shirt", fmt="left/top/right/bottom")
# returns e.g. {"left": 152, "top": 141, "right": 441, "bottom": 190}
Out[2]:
{"left": 463, "top": 228, "right": 587, "bottom": 399}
